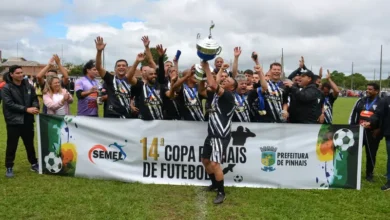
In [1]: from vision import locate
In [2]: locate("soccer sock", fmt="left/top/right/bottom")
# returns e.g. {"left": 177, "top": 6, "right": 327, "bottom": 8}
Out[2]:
{"left": 216, "top": 180, "right": 225, "bottom": 194}
{"left": 209, "top": 174, "right": 216, "bottom": 187}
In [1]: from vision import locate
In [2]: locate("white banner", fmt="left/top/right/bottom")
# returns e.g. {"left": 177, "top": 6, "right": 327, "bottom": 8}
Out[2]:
{"left": 38, "top": 114, "right": 363, "bottom": 190}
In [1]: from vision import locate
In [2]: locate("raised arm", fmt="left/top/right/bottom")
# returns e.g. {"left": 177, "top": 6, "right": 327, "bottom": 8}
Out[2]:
{"left": 326, "top": 69, "right": 340, "bottom": 97}
{"left": 95, "top": 36, "right": 107, "bottom": 78}
{"left": 255, "top": 65, "right": 268, "bottom": 92}
{"left": 156, "top": 44, "right": 167, "bottom": 84}
{"left": 127, "top": 53, "right": 145, "bottom": 86}
{"left": 165, "top": 72, "right": 178, "bottom": 99}
{"left": 217, "top": 63, "right": 229, "bottom": 84}
{"left": 171, "top": 67, "right": 193, "bottom": 92}
{"left": 142, "top": 36, "right": 157, "bottom": 69}
{"left": 232, "top": 47, "right": 241, "bottom": 78}
{"left": 251, "top": 51, "right": 260, "bottom": 65}
{"left": 36, "top": 57, "right": 55, "bottom": 86}
{"left": 202, "top": 61, "right": 223, "bottom": 96}
{"left": 53, "top": 54, "right": 69, "bottom": 85}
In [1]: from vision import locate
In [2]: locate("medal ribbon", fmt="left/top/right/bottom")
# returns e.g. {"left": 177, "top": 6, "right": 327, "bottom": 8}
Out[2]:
{"left": 235, "top": 93, "right": 245, "bottom": 107}
{"left": 184, "top": 84, "right": 197, "bottom": 100}
{"left": 257, "top": 87, "right": 265, "bottom": 110}
{"left": 365, "top": 97, "right": 377, "bottom": 111}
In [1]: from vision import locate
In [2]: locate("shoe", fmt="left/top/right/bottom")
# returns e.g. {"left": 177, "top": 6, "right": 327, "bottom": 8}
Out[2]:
{"left": 213, "top": 192, "right": 226, "bottom": 204}
{"left": 5, "top": 168, "right": 14, "bottom": 178}
{"left": 31, "top": 163, "right": 39, "bottom": 172}
{"left": 381, "top": 182, "right": 390, "bottom": 191}
{"left": 366, "top": 175, "right": 374, "bottom": 182}
{"left": 203, "top": 185, "right": 217, "bottom": 192}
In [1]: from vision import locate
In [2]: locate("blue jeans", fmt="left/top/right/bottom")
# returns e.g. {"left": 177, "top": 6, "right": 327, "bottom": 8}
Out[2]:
{"left": 386, "top": 138, "right": 390, "bottom": 181}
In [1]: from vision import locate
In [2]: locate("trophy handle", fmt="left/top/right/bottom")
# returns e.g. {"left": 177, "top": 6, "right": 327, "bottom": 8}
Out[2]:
{"left": 216, "top": 46, "right": 222, "bottom": 55}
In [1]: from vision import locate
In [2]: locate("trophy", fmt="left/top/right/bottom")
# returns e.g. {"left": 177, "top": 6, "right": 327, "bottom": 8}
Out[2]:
{"left": 194, "top": 21, "right": 222, "bottom": 81}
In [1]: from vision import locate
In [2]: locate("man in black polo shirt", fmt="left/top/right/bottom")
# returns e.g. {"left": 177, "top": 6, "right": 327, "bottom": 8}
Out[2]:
{"left": 198, "top": 61, "right": 237, "bottom": 204}
{"left": 126, "top": 45, "right": 167, "bottom": 120}
{"left": 95, "top": 36, "right": 137, "bottom": 119}
{"left": 170, "top": 66, "right": 204, "bottom": 121}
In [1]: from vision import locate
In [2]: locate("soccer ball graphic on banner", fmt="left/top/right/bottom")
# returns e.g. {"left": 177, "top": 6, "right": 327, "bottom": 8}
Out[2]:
{"left": 44, "top": 152, "right": 63, "bottom": 173}
{"left": 333, "top": 128, "right": 355, "bottom": 151}
{"left": 234, "top": 175, "right": 243, "bottom": 183}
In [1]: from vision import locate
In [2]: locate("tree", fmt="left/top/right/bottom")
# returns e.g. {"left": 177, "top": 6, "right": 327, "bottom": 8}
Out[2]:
{"left": 141, "top": 47, "right": 169, "bottom": 67}
{"left": 69, "top": 64, "right": 83, "bottom": 76}
{"left": 321, "top": 70, "right": 346, "bottom": 88}
{"left": 346, "top": 73, "right": 367, "bottom": 90}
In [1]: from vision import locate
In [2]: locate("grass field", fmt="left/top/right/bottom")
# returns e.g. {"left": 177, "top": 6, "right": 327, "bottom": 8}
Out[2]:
{"left": 0, "top": 97, "right": 389, "bottom": 220}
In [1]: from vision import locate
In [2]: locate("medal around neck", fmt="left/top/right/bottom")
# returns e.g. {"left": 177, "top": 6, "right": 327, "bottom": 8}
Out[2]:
{"left": 195, "top": 21, "right": 222, "bottom": 81}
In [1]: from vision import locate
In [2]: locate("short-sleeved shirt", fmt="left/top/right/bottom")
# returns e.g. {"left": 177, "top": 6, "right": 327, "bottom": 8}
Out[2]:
{"left": 75, "top": 76, "right": 99, "bottom": 116}
{"left": 177, "top": 84, "right": 204, "bottom": 121}
{"left": 132, "top": 80, "right": 164, "bottom": 120}
{"left": 207, "top": 91, "right": 236, "bottom": 138}
{"left": 103, "top": 72, "right": 135, "bottom": 118}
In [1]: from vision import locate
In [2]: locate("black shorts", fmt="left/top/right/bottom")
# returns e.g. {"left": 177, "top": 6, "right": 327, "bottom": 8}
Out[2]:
{"left": 202, "top": 135, "right": 231, "bottom": 164}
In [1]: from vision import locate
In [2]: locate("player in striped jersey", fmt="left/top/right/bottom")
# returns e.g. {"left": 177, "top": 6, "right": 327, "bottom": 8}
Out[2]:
{"left": 321, "top": 70, "right": 339, "bottom": 124}
{"left": 127, "top": 45, "right": 167, "bottom": 120}
{"left": 170, "top": 66, "right": 205, "bottom": 121}
{"left": 198, "top": 61, "right": 237, "bottom": 204}
{"left": 233, "top": 74, "right": 251, "bottom": 122}
{"left": 249, "top": 63, "right": 288, "bottom": 123}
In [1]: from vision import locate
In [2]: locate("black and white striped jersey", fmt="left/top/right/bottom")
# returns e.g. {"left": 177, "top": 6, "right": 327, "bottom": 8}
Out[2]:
{"left": 324, "top": 93, "right": 337, "bottom": 124}
{"left": 232, "top": 93, "right": 251, "bottom": 122}
{"left": 177, "top": 84, "right": 204, "bottom": 121}
{"left": 207, "top": 91, "right": 236, "bottom": 138}
{"left": 133, "top": 80, "right": 164, "bottom": 120}
{"left": 248, "top": 80, "right": 286, "bottom": 123}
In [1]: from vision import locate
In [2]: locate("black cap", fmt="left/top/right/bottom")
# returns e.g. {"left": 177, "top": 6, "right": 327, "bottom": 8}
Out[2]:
{"left": 301, "top": 71, "right": 314, "bottom": 79}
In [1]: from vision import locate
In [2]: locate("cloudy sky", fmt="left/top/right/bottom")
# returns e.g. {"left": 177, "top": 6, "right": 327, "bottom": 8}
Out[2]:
{"left": 0, "top": 0, "right": 389, "bottom": 79}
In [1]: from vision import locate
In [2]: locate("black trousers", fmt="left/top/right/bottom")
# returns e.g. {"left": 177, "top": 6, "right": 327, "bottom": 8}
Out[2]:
{"left": 363, "top": 130, "right": 381, "bottom": 176}
{"left": 5, "top": 123, "right": 38, "bottom": 168}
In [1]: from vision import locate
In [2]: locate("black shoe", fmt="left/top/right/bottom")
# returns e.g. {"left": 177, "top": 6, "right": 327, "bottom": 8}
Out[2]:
{"left": 31, "top": 163, "right": 39, "bottom": 173}
{"left": 381, "top": 182, "right": 390, "bottom": 191}
{"left": 213, "top": 192, "right": 226, "bottom": 204}
{"left": 366, "top": 175, "right": 374, "bottom": 182}
{"left": 203, "top": 185, "right": 217, "bottom": 192}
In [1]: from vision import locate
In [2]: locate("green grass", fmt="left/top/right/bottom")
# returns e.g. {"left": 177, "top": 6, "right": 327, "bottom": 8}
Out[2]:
{"left": 1, "top": 97, "right": 389, "bottom": 220}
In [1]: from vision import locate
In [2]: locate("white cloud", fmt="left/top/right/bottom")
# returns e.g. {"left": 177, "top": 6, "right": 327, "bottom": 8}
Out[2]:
{"left": 66, "top": 24, "right": 119, "bottom": 42}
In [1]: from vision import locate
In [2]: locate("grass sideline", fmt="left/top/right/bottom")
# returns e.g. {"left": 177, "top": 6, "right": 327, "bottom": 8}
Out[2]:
{"left": 0, "top": 97, "right": 389, "bottom": 220}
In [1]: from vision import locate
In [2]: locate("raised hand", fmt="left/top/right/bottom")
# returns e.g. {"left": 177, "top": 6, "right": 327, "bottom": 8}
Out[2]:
{"left": 95, "top": 36, "right": 106, "bottom": 51}
{"left": 254, "top": 65, "right": 262, "bottom": 73}
{"left": 53, "top": 54, "right": 61, "bottom": 65}
{"left": 299, "top": 56, "right": 305, "bottom": 68}
{"left": 156, "top": 44, "right": 167, "bottom": 57}
{"left": 141, "top": 36, "right": 150, "bottom": 47}
{"left": 48, "top": 56, "right": 55, "bottom": 66}
{"left": 201, "top": 61, "right": 210, "bottom": 70}
{"left": 319, "top": 67, "right": 323, "bottom": 79}
{"left": 136, "top": 53, "right": 145, "bottom": 62}
{"left": 326, "top": 69, "right": 331, "bottom": 80}
{"left": 222, "top": 63, "right": 230, "bottom": 70}
{"left": 234, "top": 47, "right": 241, "bottom": 57}
{"left": 252, "top": 52, "right": 258, "bottom": 62}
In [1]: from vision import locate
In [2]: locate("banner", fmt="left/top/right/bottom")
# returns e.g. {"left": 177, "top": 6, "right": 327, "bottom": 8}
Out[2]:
{"left": 37, "top": 114, "right": 363, "bottom": 190}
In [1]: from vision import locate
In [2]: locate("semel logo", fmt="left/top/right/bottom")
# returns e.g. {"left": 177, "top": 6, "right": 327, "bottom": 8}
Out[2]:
{"left": 88, "top": 142, "right": 127, "bottom": 164}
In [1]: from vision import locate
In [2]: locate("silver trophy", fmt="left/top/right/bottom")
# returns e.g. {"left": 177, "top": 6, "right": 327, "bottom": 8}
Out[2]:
{"left": 194, "top": 21, "right": 222, "bottom": 81}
